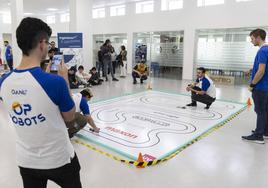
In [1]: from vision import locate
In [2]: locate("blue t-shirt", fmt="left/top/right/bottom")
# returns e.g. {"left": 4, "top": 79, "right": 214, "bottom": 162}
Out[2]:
{"left": 80, "top": 97, "right": 90, "bottom": 115}
{"left": 196, "top": 77, "right": 210, "bottom": 91}
{"left": 0, "top": 67, "right": 74, "bottom": 112}
{"left": 251, "top": 45, "right": 268, "bottom": 91}
{"left": 5, "top": 45, "right": 13, "bottom": 61}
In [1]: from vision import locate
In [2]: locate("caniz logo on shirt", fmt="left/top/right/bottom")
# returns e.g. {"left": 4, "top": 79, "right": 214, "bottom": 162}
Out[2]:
{"left": 10, "top": 102, "right": 46, "bottom": 126}
{"left": 11, "top": 89, "right": 27, "bottom": 95}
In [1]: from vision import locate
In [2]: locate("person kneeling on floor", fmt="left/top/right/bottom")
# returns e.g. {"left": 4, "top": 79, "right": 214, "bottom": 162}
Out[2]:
{"left": 89, "top": 67, "right": 103, "bottom": 85}
{"left": 186, "top": 67, "right": 216, "bottom": 109}
{"left": 69, "top": 88, "right": 100, "bottom": 138}
{"left": 132, "top": 60, "right": 148, "bottom": 84}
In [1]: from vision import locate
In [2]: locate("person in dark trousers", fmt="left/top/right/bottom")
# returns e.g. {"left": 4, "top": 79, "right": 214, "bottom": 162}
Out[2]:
{"left": 0, "top": 17, "right": 82, "bottom": 188}
{"left": 4, "top": 41, "right": 13, "bottom": 71}
{"left": 242, "top": 29, "right": 268, "bottom": 144}
{"left": 68, "top": 66, "right": 80, "bottom": 89}
{"left": 71, "top": 88, "right": 100, "bottom": 138}
{"left": 186, "top": 67, "right": 216, "bottom": 109}
{"left": 100, "top": 39, "right": 118, "bottom": 81}
{"left": 132, "top": 61, "right": 148, "bottom": 84}
{"left": 89, "top": 67, "right": 103, "bottom": 85}
{"left": 97, "top": 48, "right": 104, "bottom": 77}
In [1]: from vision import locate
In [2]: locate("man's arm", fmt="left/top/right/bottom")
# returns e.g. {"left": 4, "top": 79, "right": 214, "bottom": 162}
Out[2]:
{"left": 86, "top": 115, "right": 100, "bottom": 133}
{"left": 251, "top": 64, "right": 266, "bottom": 85}
{"left": 57, "top": 59, "right": 76, "bottom": 122}
{"left": 188, "top": 87, "right": 206, "bottom": 95}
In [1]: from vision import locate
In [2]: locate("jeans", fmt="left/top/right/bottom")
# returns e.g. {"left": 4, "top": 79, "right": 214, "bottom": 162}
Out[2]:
{"left": 252, "top": 89, "right": 268, "bottom": 136}
{"left": 7, "top": 59, "right": 13, "bottom": 71}
{"left": 103, "top": 58, "right": 114, "bottom": 79}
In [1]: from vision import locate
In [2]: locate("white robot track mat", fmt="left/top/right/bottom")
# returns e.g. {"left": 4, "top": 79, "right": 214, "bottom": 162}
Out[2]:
{"left": 76, "top": 90, "right": 247, "bottom": 163}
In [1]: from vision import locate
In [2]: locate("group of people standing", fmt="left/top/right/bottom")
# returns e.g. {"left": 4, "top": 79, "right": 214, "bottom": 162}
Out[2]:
{"left": 97, "top": 39, "right": 127, "bottom": 81}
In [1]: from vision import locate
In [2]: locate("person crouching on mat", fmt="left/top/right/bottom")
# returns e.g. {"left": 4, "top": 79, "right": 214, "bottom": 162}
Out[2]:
{"left": 70, "top": 88, "right": 100, "bottom": 138}
{"left": 186, "top": 67, "right": 216, "bottom": 109}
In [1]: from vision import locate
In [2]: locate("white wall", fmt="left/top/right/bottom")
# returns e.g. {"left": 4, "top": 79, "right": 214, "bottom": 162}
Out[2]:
{"left": 1, "top": 0, "right": 268, "bottom": 79}
{"left": 91, "top": 0, "right": 268, "bottom": 79}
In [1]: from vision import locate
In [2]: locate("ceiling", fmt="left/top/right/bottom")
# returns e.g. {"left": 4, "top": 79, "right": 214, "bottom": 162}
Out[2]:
{"left": 0, "top": 0, "right": 144, "bottom": 15}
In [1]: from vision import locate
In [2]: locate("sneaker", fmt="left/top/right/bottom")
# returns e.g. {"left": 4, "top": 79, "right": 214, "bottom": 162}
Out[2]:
{"left": 112, "top": 78, "right": 119, "bottom": 81}
{"left": 186, "top": 102, "right": 197, "bottom": 107}
{"left": 242, "top": 134, "right": 265, "bottom": 144}
{"left": 251, "top": 130, "right": 268, "bottom": 139}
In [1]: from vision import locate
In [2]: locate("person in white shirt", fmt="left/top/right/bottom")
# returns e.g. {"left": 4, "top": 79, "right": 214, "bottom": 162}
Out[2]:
{"left": 186, "top": 67, "right": 216, "bottom": 109}
{"left": 76, "top": 65, "right": 91, "bottom": 86}
{"left": 0, "top": 17, "right": 82, "bottom": 188}
{"left": 71, "top": 88, "right": 100, "bottom": 138}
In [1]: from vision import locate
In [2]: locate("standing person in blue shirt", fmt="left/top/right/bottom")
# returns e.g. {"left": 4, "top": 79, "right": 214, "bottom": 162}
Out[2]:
{"left": 242, "top": 29, "right": 268, "bottom": 144}
{"left": 0, "top": 17, "right": 82, "bottom": 188}
{"left": 4, "top": 41, "right": 13, "bottom": 71}
{"left": 185, "top": 67, "right": 216, "bottom": 109}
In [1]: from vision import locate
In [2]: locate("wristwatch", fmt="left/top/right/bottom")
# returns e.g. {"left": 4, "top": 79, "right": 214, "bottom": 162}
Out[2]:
{"left": 250, "top": 83, "right": 256, "bottom": 88}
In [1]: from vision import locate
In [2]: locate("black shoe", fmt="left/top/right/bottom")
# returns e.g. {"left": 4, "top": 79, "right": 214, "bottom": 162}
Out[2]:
{"left": 133, "top": 80, "right": 137, "bottom": 84}
{"left": 242, "top": 134, "right": 265, "bottom": 144}
{"left": 251, "top": 130, "right": 268, "bottom": 139}
{"left": 186, "top": 103, "right": 197, "bottom": 107}
{"left": 204, "top": 105, "right": 211, "bottom": 109}
{"left": 140, "top": 80, "right": 144, "bottom": 84}
{"left": 105, "top": 77, "right": 108, "bottom": 82}
{"left": 112, "top": 78, "right": 119, "bottom": 81}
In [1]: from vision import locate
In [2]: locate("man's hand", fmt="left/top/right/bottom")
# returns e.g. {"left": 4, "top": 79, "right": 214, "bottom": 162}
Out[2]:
{"left": 58, "top": 58, "right": 68, "bottom": 78}
{"left": 93, "top": 127, "right": 100, "bottom": 133}
{"left": 45, "top": 60, "right": 52, "bottom": 73}
{"left": 248, "top": 83, "right": 255, "bottom": 92}
{"left": 186, "top": 86, "right": 191, "bottom": 92}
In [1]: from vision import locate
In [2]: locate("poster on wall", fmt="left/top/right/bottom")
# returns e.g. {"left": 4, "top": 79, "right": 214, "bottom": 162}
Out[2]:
{"left": 57, "top": 33, "right": 83, "bottom": 68}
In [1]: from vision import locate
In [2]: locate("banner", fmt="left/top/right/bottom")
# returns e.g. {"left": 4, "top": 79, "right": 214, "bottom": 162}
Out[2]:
{"left": 57, "top": 33, "right": 83, "bottom": 67}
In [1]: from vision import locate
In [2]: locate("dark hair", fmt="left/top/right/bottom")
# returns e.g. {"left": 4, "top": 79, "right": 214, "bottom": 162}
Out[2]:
{"left": 197, "top": 67, "right": 206, "bottom": 73}
{"left": 121, "top": 45, "right": 126, "bottom": 51}
{"left": 78, "top": 65, "right": 84, "bottom": 70}
{"left": 80, "top": 89, "right": 93, "bottom": 98}
{"left": 16, "top": 17, "right": 52, "bottom": 56}
{"left": 91, "top": 67, "right": 96, "bottom": 71}
{"left": 4, "top": 41, "right": 9, "bottom": 44}
{"left": 250, "top": 29, "right": 266, "bottom": 41}
{"left": 103, "top": 39, "right": 111, "bottom": 46}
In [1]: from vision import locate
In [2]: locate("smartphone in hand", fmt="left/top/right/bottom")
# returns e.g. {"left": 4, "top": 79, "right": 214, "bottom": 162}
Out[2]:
{"left": 50, "top": 55, "right": 63, "bottom": 71}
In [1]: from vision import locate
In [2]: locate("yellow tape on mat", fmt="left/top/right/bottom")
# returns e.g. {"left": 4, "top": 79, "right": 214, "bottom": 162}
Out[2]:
{"left": 74, "top": 106, "right": 247, "bottom": 168}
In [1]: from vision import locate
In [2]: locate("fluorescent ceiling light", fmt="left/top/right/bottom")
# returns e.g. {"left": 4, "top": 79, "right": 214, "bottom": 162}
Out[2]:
{"left": 24, "top": 12, "right": 33, "bottom": 15}
{"left": 47, "top": 8, "right": 58, "bottom": 11}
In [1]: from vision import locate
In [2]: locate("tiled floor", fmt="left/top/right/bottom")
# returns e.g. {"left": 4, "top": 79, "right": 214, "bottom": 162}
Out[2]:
{"left": 1, "top": 75, "right": 267, "bottom": 188}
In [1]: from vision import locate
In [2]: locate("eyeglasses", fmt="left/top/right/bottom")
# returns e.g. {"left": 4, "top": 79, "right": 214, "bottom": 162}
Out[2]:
{"left": 40, "top": 40, "right": 51, "bottom": 45}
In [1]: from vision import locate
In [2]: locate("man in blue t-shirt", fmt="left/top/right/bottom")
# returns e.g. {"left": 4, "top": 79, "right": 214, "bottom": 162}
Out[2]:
{"left": 4, "top": 41, "right": 13, "bottom": 71}
{"left": 242, "top": 29, "right": 268, "bottom": 144}
{"left": 69, "top": 88, "right": 100, "bottom": 138}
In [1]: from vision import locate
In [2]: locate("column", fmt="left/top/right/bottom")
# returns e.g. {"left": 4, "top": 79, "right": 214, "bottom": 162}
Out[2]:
{"left": 10, "top": 0, "right": 24, "bottom": 68}
{"left": 127, "top": 32, "right": 133, "bottom": 74}
{"left": 69, "top": 0, "right": 93, "bottom": 71}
